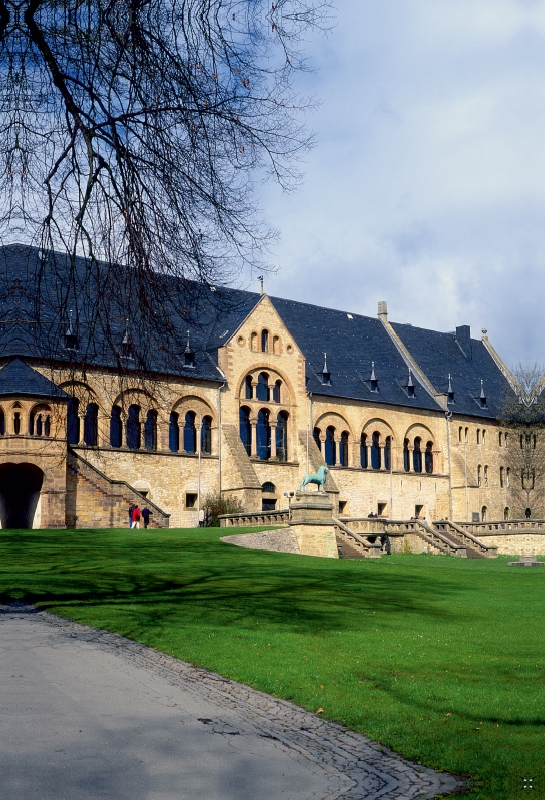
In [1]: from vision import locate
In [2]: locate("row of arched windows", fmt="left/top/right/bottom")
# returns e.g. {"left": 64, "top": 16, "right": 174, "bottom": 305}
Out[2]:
{"left": 67, "top": 401, "right": 213, "bottom": 454}
{"left": 245, "top": 373, "right": 282, "bottom": 403}
{"left": 458, "top": 426, "right": 490, "bottom": 445}
{"left": 239, "top": 407, "right": 289, "bottom": 461}
{"left": 250, "top": 329, "right": 281, "bottom": 354}
{"left": 0, "top": 403, "right": 53, "bottom": 438}
{"left": 313, "top": 428, "right": 434, "bottom": 473}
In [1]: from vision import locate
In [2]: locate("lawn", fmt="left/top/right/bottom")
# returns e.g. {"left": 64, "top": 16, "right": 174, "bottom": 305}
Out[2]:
{"left": 0, "top": 527, "right": 543, "bottom": 799}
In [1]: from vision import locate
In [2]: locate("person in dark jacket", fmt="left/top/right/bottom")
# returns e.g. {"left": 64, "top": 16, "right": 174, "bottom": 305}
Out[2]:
{"left": 128, "top": 504, "right": 135, "bottom": 527}
{"left": 142, "top": 507, "right": 153, "bottom": 529}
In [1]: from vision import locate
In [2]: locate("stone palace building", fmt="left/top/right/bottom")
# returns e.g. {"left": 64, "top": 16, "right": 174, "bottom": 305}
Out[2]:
{"left": 0, "top": 244, "right": 520, "bottom": 530}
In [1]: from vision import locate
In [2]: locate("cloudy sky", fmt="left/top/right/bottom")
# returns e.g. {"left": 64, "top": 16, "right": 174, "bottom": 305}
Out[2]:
{"left": 255, "top": 0, "right": 545, "bottom": 367}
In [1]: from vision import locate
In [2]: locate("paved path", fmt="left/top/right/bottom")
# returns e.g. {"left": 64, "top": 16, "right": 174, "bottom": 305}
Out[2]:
{"left": 0, "top": 605, "right": 466, "bottom": 800}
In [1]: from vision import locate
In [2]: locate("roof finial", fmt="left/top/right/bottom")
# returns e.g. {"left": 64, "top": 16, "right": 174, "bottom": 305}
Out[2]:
{"left": 447, "top": 373, "right": 453, "bottom": 394}
{"left": 407, "top": 367, "right": 414, "bottom": 387}
{"left": 322, "top": 353, "right": 331, "bottom": 385}
{"left": 185, "top": 329, "right": 191, "bottom": 353}
{"left": 258, "top": 275, "right": 264, "bottom": 295}
{"left": 480, "top": 378, "right": 485, "bottom": 398}
{"left": 370, "top": 361, "right": 376, "bottom": 381}
{"left": 122, "top": 318, "right": 130, "bottom": 346}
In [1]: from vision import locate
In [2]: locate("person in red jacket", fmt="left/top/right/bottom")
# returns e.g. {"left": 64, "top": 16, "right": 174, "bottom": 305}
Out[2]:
{"left": 131, "top": 505, "right": 141, "bottom": 529}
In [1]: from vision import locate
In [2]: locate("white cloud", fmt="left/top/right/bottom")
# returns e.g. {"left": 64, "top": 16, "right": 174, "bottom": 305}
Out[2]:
{"left": 255, "top": 0, "right": 545, "bottom": 367}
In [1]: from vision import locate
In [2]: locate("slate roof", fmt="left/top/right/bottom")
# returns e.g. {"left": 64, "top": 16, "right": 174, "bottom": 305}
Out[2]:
{"left": 391, "top": 323, "right": 514, "bottom": 419}
{"left": 0, "top": 358, "right": 69, "bottom": 399}
{"left": 0, "top": 244, "right": 514, "bottom": 419}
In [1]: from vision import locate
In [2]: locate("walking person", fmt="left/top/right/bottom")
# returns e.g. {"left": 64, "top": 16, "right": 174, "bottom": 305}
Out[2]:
{"left": 198, "top": 508, "right": 205, "bottom": 527}
{"left": 128, "top": 503, "right": 135, "bottom": 528}
{"left": 131, "top": 505, "right": 141, "bottom": 529}
{"left": 142, "top": 507, "right": 152, "bottom": 529}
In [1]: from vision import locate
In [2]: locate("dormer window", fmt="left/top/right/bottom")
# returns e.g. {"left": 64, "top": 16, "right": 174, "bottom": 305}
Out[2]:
{"left": 447, "top": 374, "right": 455, "bottom": 404}
{"left": 121, "top": 319, "right": 134, "bottom": 361}
{"left": 322, "top": 353, "right": 331, "bottom": 386}
{"left": 370, "top": 362, "right": 379, "bottom": 393}
{"left": 184, "top": 330, "right": 195, "bottom": 368}
{"left": 64, "top": 311, "right": 78, "bottom": 351}
{"left": 407, "top": 369, "right": 415, "bottom": 398}
{"left": 480, "top": 379, "right": 487, "bottom": 409}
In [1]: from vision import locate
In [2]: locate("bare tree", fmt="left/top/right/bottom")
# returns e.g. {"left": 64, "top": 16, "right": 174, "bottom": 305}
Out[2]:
{"left": 499, "top": 363, "right": 545, "bottom": 518}
{"left": 0, "top": 0, "right": 330, "bottom": 373}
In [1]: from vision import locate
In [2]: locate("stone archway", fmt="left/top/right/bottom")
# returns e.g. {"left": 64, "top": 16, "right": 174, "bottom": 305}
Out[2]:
{"left": 0, "top": 463, "right": 44, "bottom": 528}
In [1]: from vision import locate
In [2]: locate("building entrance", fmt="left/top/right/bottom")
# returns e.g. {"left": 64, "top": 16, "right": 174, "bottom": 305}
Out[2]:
{"left": 0, "top": 463, "right": 44, "bottom": 528}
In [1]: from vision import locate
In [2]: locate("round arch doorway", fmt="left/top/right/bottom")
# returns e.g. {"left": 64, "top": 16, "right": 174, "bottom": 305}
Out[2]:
{"left": 0, "top": 463, "right": 44, "bottom": 528}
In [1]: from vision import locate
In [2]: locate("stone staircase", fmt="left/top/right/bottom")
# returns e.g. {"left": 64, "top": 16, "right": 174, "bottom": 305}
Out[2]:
{"left": 66, "top": 451, "right": 170, "bottom": 529}
{"left": 333, "top": 518, "right": 382, "bottom": 558}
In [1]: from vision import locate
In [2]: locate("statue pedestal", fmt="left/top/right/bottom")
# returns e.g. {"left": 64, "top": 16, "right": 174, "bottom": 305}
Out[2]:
{"left": 290, "top": 491, "right": 338, "bottom": 559}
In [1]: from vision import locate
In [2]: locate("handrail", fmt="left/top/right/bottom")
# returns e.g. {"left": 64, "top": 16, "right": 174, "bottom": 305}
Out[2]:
{"left": 332, "top": 517, "right": 383, "bottom": 558}
{"left": 433, "top": 520, "right": 497, "bottom": 556}
{"left": 457, "top": 520, "right": 545, "bottom": 533}
{"left": 219, "top": 509, "right": 290, "bottom": 528}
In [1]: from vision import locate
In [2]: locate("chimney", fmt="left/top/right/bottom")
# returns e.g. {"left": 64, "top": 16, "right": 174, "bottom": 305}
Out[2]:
{"left": 377, "top": 300, "right": 388, "bottom": 321}
{"left": 455, "top": 325, "right": 472, "bottom": 359}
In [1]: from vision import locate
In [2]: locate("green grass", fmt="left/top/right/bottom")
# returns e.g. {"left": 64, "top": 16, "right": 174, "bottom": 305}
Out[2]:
{"left": 0, "top": 527, "right": 544, "bottom": 799}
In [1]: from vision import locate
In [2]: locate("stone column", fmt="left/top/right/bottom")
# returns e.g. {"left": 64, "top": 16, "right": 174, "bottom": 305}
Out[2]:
{"left": 270, "top": 423, "right": 278, "bottom": 460}
{"left": 77, "top": 414, "right": 86, "bottom": 446}
{"left": 379, "top": 443, "right": 387, "bottom": 470}
{"left": 407, "top": 446, "right": 414, "bottom": 473}
{"left": 250, "top": 417, "right": 258, "bottom": 457}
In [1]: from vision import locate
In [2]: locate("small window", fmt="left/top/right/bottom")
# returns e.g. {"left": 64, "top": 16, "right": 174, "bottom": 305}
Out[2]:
{"left": 84, "top": 403, "right": 99, "bottom": 446}
{"left": 506, "top": 467, "right": 510, "bottom": 487}
{"left": 250, "top": 332, "right": 258, "bottom": 351}
{"left": 126, "top": 405, "right": 141, "bottom": 450}
{"left": 273, "top": 335, "right": 280, "bottom": 354}
{"left": 262, "top": 481, "right": 276, "bottom": 493}
{"left": 500, "top": 466, "right": 504, "bottom": 488}
{"left": 504, "top": 506, "right": 509, "bottom": 520}
{"left": 403, "top": 438, "right": 410, "bottom": 472}
{"left": 339, "top": 500, "right": 348, "bottom": 514}
{"left": 360, "top": 432, "right": 368, "bottom": 468}
{"left": 377, "top": 502, "right": 387, "bottom": 516}
{"left": 0, "top": 408, "right": 4, "bottom": 436}
{"left": 465, "top": 427, "right": 468, "bottom": 443}
{"left": 325, "top": 426, "right": 336, "bottom": 466}
{"left": 476, "top": 429, "right": 480, "bottom": 445}
{"left": 144, "top": 410, "right": 158, "bottom": 451}
{"left": 505, "top": 433, "right": 509, "bottom": 448}
{"left": 415, "top": 504, "right": 424, "bottom": 519}
{"left": 169, "top": 412, "right": 180, "bottom": 452}
{"left": 186, "top": 493, "right": 198, "bottom": 508}
{"left": 482, "top": 429, "right": 486, "bottom": 446}
{"left": 110, "top": 405, "right": 123, "bottom": 448}
{"left": 14, "top": 411, "right": 21, "bottom": 435}
{"left": 425, "top": 441, "right": 433, "bottom": 474}
{"left": 499, "top": 432, "right": 503, "bottom": 447}
{"left": 340, "top": 431, "right": 349, "bottom": 467}
{"left": 256, "top": 372, "right": 269, "bottom": 402}
{"left": 262, "top": 498, "right": 277, "bottom": 511}
{"left": 184, "top": 411, "right": 197, "bottom": 454}
{"left": 261, "top": 329, "right": 269, "bottom": 353}
{"left": 477, "top": 465, "right": 482, "bottom": 487}
{"left": 481, "top": 506, "right": 487, "bottom": 522}
{"left": 413, "top": 437, "right": 422, "bottom": 473}
{"left": 313, "top": 427, "right": 322, "bottom": 452}
{"left": 484, "top": 465, "right": 488, "bottom": 487}
{"left": 458, "top": 426, "right": 462, "bottom": 443}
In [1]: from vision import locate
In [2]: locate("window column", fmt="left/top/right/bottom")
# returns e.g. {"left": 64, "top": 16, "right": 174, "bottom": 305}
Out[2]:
{"left": 379, "top": 443, "right": 387, "bottom": 470}
{"left": 407, "top": 445, "right": 414, "bottom": 472}
{"left": 250, "top": 416, "right": 258, "bottom": 457}
{"left": 270, "top": 422, "right": 278, "bottom": 460}
{"left": 77, "top": 412, "right": 86, "bottom": 445}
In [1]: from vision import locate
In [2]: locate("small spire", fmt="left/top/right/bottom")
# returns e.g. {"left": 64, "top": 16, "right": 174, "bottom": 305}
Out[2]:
{"left": 370, "top": 361, "right": 376, "bottom": 381}
{"left": 258, "top": 275, "right": 264, "bottom": 295}
{"left": 122, "top": 318, "right": 130, "bottom": 347}
{"left": 447, "top": 373, "right": 453, "bottom": 394}
{"left": 480, "top": 379, "right": 487, "bottom": 407}
{"left": 184, "top": 329, "right": 195, "bottom": 367}
{"left": 407, "top": 368, "right": 414, "bottom": 387}
{"left": 64, "top": 309, "right": 78, "bottom": 350}
{"left": 185, "top": 329, "right": 191, "bottom": 354}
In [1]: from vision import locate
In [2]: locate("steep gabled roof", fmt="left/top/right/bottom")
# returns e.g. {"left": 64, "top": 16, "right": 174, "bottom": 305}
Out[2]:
{"left": 0, "top": 358, "right": 69, "bottom": 399}
{"left": 390, "top": 323, "right": 514, "bottom": 419}
{"left": 270, "top": 297, "right": 441, "bottom": 411}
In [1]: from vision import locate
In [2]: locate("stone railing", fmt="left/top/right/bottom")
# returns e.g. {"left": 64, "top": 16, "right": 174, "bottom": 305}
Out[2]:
{"left": 332, "top": 518, "right": 383, "bottom": 558}
{"left": 219, "top": 509, "right": 290, "bottom": 528}
{"left": 383, "top": 519, "right": 467, "bottom": 557}
{"left": 457, "top": 519, "right": 545, "bottom": 533}
{"left": 338, "top": 517, "right": 390, "bottom": 535}
{"left": 433, "top": 520, "right": 498, "bottom": 557}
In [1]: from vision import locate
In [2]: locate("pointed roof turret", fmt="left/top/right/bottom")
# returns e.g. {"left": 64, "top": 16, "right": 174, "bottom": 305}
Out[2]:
{"left": 184, "top": 329, "right": 195, "bottom": 367}
{"left": 322, "top": 353, "right": 331, "bottom": 386}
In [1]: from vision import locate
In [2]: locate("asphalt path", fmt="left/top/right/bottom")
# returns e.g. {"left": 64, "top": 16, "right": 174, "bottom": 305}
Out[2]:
{"left": 0, "top": 609, "right": 338, "bottom": 800}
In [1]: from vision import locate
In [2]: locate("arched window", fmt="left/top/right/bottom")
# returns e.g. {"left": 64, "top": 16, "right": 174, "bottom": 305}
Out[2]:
{"left": 183, "top": 411, "right": 197, "bottom": 454}
{"left": 505, "top": 433, "right": 509, "bottom": 448}
{"left": 30, "top": 405, "right": 51, "bottom": 438}
{"left": 500, "top": 466, "right": 504, "bottom": 488}
{"left": 261, "top": 329, "right": 269, "bottom": 353}
{"left": 413, "top": 437, "right": 422, "bottom": 473}
{"left": 425, "top": 441, "right": 433, "bottom": 474}
{"left": 276, "top": 412, "right": 288, "bottom": 462}
{"left": 13, "top": 410, "right": 20, "bottom": 435}
{"left": 385, "top": 436, "right": 392, "bottom": 471}
{"left": 339, "top": 431, "right": 349, "bottom": 467}
{"left": 245, "top": 375, "right": 253, "bottom": 399}
{"left": 273, "top": 380, "right": 281, "bottom": 403}
{"left": 476, "top": 429, "right": 480, "bottom": 445}
{"left": 403, "top": 438, "right": 410, "bottom": 472}
{"left": 360, "top": 432, "right": 368, "bottom": 468}
{"left": 262, "top": 481, "right": 276, "bottom": 493}
{"left": 458, "top": 426, "right": 462, "bottom": 442}
{"left": 325, "top": 426, "right": 336, "bottom": 466}
{"left": 273, "top": 335, "right": 280, "bottom": 354}
{"left": 239, "top": 407, "right": 251, "bottom": 455}
{"left": 371, "top": 432, "right": 381, "bottom": 470}
{"left": 477, "top": 465, "right": 482, "bottom": 487}
{"left": 257, "top": 408, "right": 271, "bottom": 460}
{"left": 126, "top": 405, "right": 141, "bottom": 450}
{"left": 464, "top": 427, "right": 468, "bottom": 443}
{"left": 110, "top": 405, "right": 122, "bottom": 448}
{"left": 250, "top": 332, "right": 258, "bottom": 351}
{"left": 256, "top": 372, "right": 269, "bottom": 402}
{"left": 499, "top": 431, "right": 503, "bottom": 447}
{"left": 169, "top": 412, "right": 180, "bottom": 452}
{"left": 504, "top": 506, "right": 509, "bottom": 520}
{"left": 481, "top": 506, "right": 487, "bottom": 522}
{"left": 506, "top": 467, "right": 510, "bottom": 487}
{"left": 201, "top": 415, "right": 212, "bottom": 455}
{"left": 482, "top": 429, "right": 486, "bottom": 446}
{"left": 313, "top": 427, "right": 322, "bottom": 452}
{"left": 525, "top": 507, "right": 532, "bottom": 519}
{"left": 484, "top": 465, "right": 488, "bottom": 487}
{"left": 84, "top": 403, "right": 99, "bottom": 446}
{"left": 0, "top": 408, "right": 4, "bottom": 436}
{"left": 67, "top": 398, "right": 80, "bottom": 445}
{"left": 144, "top": 410, "right": 158, "bottom": 451}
